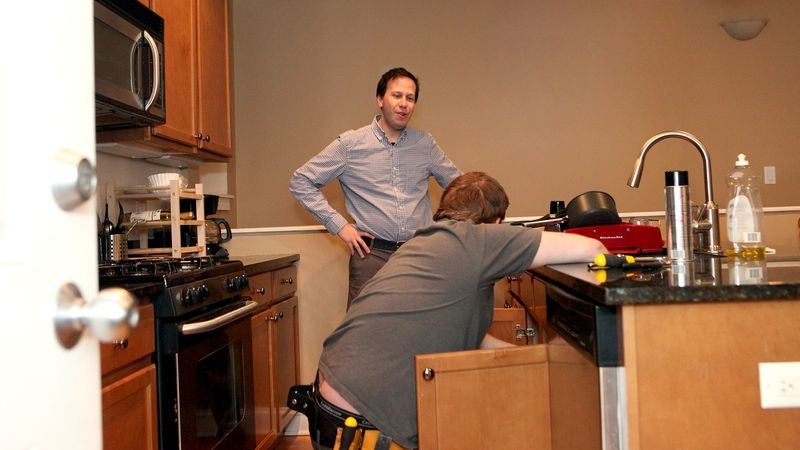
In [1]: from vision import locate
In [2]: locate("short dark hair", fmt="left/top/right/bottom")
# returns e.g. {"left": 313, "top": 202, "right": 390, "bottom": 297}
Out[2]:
{"left": 433, "top": 172, "right": 510, "bottom": 224}
{"left": 376, "top": 67, "right": 419, "bottom": 101}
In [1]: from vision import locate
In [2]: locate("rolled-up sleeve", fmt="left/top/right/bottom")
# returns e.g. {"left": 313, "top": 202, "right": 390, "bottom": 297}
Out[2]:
{"left": 289, "top": 139, "right": 349, "bottom": 235}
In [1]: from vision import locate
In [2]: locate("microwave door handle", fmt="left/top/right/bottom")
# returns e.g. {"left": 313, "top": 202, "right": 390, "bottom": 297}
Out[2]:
{"left": 129, "top": 32, "right": 145, "bottom": 108}
{"left": 142, "top": 30, "right": 160, "bottom": 111}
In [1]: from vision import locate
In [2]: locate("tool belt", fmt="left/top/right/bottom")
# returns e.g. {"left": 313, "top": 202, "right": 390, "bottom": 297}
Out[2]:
{"left": 287, "top": 383, "right": 412, "bottom": 450}
{"left": 332, "top": 427, "right": 410, "bottom": 450}
{"left": 363, "top": 237, "right": 405, "bottom": 252}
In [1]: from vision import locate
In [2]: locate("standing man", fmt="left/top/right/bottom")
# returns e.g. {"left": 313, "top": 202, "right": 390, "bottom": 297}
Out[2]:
{"left": 290, "top": 67, "right": 461, "bottom": 307}
{"left": 291, "top": 172, "right": 608, "bottom": 450}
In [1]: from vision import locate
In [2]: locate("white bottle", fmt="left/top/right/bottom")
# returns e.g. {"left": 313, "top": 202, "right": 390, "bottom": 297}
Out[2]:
{"left": 725, "top": 153, "right": 765, "bottom": 259}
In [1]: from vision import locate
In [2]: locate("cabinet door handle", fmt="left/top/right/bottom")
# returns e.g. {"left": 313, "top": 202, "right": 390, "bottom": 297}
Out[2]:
{"left": 113, "top": 338, "right": 129, "bottom": 349}
{"left": 255, "top": 287, "right": 266, "bottom": 295}
{"left": 269, "top": 311, "right": 284, "bottom": 321}
{"left": 280, "top": 277, "right": 294, "bottom": 285}
{"left": 202, "top": 134, "right": 211, "bottom": 142}
{"left": 422, "top": 367, "right": 435, "bottom": 381}
{"left": 193, "top": 132, "right": 203, "bottom": 140}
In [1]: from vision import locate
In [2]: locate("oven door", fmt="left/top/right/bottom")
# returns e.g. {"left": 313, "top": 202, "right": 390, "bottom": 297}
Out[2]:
{"left": 158, "top": 311, "right": 256, "bottom": 450}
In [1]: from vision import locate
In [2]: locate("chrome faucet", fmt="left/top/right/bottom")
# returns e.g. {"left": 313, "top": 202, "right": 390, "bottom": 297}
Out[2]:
{"left": 627, "top": 130, "right": 723, "bottom": 255}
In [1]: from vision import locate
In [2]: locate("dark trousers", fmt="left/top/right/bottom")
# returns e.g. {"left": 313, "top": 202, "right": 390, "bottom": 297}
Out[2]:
{"left": 347, "top": 248, "right": 392, "bottom": 308}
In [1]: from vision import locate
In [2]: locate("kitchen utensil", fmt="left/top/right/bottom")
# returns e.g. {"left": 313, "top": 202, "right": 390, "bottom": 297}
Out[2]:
{"left": 101, "top": 203, "right": 114, "bottom": 236}
{"left": 114, "top": 202, "right": 125, "bottom": 233}
{"left": 147, "top": 172, "right": 187, "bottom": 188}
{"left": 205, "top": 218, "right": 232, "bottom": 244}
{"left": 100, "top": 233, "right": 128, "bottom": 262}
{"left": 565, "top": 191, "right": 621, "bottom": 229}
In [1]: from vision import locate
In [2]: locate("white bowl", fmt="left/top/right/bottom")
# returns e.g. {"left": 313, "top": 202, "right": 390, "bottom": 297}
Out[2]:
{"left": 147, "top": 173, "right": 188, "bottom": 188}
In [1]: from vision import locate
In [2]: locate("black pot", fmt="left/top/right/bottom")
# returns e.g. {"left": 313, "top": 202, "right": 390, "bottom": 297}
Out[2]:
{"left": 565, "top": 191, "right": 621, "bottom": 228}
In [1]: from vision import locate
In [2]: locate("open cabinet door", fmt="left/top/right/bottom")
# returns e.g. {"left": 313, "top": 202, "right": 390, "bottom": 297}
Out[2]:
{"left": 415, "top": 345, "right": 552, "bottom": 450}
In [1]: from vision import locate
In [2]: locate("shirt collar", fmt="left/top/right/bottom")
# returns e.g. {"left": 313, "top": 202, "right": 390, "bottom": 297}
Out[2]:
{"left": 372, "top": 115, "right": 407, "bottom": 145}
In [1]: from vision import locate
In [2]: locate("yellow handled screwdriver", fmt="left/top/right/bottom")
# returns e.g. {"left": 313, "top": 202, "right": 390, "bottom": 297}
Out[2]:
{"left": 594, "top": 253, "right": 635, "bottom": 268}
{"left": 592, "top": 253, "right": 666, "bottom": 270}
{"left": 338, "top": 416, "right": 358, "bottom": 450}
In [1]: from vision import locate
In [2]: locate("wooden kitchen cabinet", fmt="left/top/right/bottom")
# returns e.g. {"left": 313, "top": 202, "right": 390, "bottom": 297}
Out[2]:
{"left": 252, "top": 296, "right": 299, "bottom": 448}
{"left": 416, "top": 345, "right": 552, "bottom": 450}
{"left": 99, "top": 0, "right": 234, "bottom": 158}
{"left": 252, "top": 306, "right": 278, "bottom": 450}
{"left": 101, "top": 304, "right": 158, "bottom": 450}
{"left": 151, "top": 0, "right": 233, "bottom": 156}
{"left": 248, "top": 260, "right": 300, "bottom": 449}
{"left": 491, "top": 275, "right": 538, "bottom": 345}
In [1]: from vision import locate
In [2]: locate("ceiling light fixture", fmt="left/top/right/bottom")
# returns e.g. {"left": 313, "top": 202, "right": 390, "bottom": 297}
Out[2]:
{"left": 720, "top": 18, "right": 769, "bottom": 41}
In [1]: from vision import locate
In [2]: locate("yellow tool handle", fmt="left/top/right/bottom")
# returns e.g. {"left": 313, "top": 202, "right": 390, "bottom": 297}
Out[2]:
{"left": 339, "top": 416, "right": 358, "bottom": 450}
{"left": 594, "top": 253, "right": 635, "bottom": 268}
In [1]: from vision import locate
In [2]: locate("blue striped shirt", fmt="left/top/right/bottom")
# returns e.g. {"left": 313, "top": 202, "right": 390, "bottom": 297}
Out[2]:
{"left": 290, "top": 116, "right": 461, "bottom": 242}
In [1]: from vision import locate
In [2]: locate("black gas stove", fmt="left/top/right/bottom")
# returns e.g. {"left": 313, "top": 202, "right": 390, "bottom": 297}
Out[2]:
{"left": 99, "top": 256, "right": 250, "bottom": 318}
{"left": 99, "top": 256, "right": 257, "bottom": 449}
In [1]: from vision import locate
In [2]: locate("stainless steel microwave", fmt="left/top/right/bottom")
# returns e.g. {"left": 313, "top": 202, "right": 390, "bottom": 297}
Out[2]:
{"left": 94, "top": 0, "right": 165, "bottom": 130}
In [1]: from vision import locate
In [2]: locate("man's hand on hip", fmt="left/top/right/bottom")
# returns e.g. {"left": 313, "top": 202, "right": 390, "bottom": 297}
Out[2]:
{"left": 338, "top": 224, "right": 372, "bottom": 258}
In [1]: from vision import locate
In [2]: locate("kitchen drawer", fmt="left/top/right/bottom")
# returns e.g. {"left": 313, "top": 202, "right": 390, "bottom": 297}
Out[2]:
{"left": 100, "top": 304, "right": 155, "bottom": 376}
{"left": 249, "top": 271, "right": 272, "bottom": 305}
{"left": 272, "top": 265, "right": 297, "bottom": 301}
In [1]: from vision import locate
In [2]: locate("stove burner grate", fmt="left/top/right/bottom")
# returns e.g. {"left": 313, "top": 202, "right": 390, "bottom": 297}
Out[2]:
{"left": 99, "top": 256, "right": 231, "bottom": 278}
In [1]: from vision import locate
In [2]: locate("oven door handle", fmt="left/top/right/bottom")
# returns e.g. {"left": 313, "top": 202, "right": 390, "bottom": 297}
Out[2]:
{"left": 179, "top": 300, "right": 260, "bottom": 335}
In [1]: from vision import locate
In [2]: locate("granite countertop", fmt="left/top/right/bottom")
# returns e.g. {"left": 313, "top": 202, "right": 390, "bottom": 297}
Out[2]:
{"left": 531, "top": 254, "right": 800, "bottom": 306}
{"left": 232, "top": 253, "right": 299, "bottom": 275}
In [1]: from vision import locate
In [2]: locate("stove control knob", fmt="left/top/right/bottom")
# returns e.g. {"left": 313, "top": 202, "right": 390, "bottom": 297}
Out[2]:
{"left": 179, "top": 289, "right": 190, "bottom": 305}
{"left": 182, "top": 287, "right": 201, "bottom": 305}
{"left": 198, "top": 284, "right": 210, "bottom": 301}
{"left": 225, "top": 277, "right": 237, "bottom": 292}
{"left": 238, "top": 275, "right": 250, "bottom": 290}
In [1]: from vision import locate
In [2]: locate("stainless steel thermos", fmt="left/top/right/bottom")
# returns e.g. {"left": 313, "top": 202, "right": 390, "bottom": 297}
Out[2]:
{"left": 664, "top": 170, "right": 693, "bottom": 262}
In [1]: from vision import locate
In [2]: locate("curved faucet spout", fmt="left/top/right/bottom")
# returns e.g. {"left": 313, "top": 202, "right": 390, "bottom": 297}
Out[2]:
{"left": 627, "top": 130, "right": 722, "bottom": 254}
{"left": 627, "top": 130, "right": 714, "bottom": 205}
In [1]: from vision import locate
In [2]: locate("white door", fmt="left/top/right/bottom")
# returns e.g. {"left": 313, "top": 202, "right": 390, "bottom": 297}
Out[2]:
{"left": 0, "top": 2, "right": 133, "bottom": 449}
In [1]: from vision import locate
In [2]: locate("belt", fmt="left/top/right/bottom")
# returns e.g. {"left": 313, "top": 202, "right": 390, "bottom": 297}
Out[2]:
{"left": 364, "top": 237, "right": 405, "bottom": 252}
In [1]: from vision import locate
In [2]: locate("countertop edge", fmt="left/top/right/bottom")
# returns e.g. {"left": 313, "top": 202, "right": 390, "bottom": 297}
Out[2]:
{"left": 232, "top": 254, "right": 300, "bottom": 275}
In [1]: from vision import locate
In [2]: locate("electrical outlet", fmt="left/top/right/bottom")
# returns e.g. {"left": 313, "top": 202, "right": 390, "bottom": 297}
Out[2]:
{"left": 759, "top": 362, "right": 800, "bottom": 408}
{"left": 764, "top": 166, "right": 776, "bottom": 184}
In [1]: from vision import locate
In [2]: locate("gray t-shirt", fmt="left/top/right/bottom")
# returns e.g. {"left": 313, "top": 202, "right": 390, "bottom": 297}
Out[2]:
{"left": 318, "top": 220, "right": 542, "bottom": 448}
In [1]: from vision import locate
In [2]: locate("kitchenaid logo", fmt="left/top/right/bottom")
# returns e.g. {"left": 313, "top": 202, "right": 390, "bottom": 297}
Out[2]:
{"left": 599, "top": 235, "right": 624, "bottom": 240}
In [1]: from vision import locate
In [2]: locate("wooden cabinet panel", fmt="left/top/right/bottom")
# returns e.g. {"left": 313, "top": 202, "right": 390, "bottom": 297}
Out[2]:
{"left": 548, "top": 343, "right": 601, "bottom": 450}
{"left": 102, "top": 364, "right": 159, "bottom": 450}
{"left": 196, "top": 0, "right": 233, "bottom": 156}
{"left": 252, "top": 308, "right": 279, "bottom": 450}
{"left": 150, "top": 0, "right": 198, "bottom": 147}
{"left": 249, "top": 271, "right": 272, "bottom": 305}
{"left": 416, "top": 345, "right": 552, "bottom": 450}
{"left": 272, "top": 265, "right": 297, "bottom": 301}
{"left": 100, "top": 304, "right": 155, "bottom": 375}
{"left": 272, "top": 296, "right": 299, "bottom": 432}
{"left": 489, "top": 307, "right": 529, "bottom": 345}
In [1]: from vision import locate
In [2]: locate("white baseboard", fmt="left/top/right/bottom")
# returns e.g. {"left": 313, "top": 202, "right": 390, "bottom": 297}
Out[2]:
{"left": 284, "top": 414, "right": 309, "bottom": 436}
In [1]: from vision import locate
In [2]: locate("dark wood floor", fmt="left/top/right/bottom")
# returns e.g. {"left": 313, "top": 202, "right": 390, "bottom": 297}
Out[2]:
{"left": 275, "top": 434, "right": 313, "bottom": 450}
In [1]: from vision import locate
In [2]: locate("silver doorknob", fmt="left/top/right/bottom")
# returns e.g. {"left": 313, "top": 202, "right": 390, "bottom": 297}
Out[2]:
{"left": 54, "top": 283, "right": 139, "bottom": 349}
{"left": 51, "top": 148, "right": 96, "bottom": 211}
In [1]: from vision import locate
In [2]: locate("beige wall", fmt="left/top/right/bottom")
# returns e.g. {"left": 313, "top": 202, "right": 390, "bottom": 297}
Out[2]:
{"left": 231, "top": 0, "right": 800, "bottom": 229}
